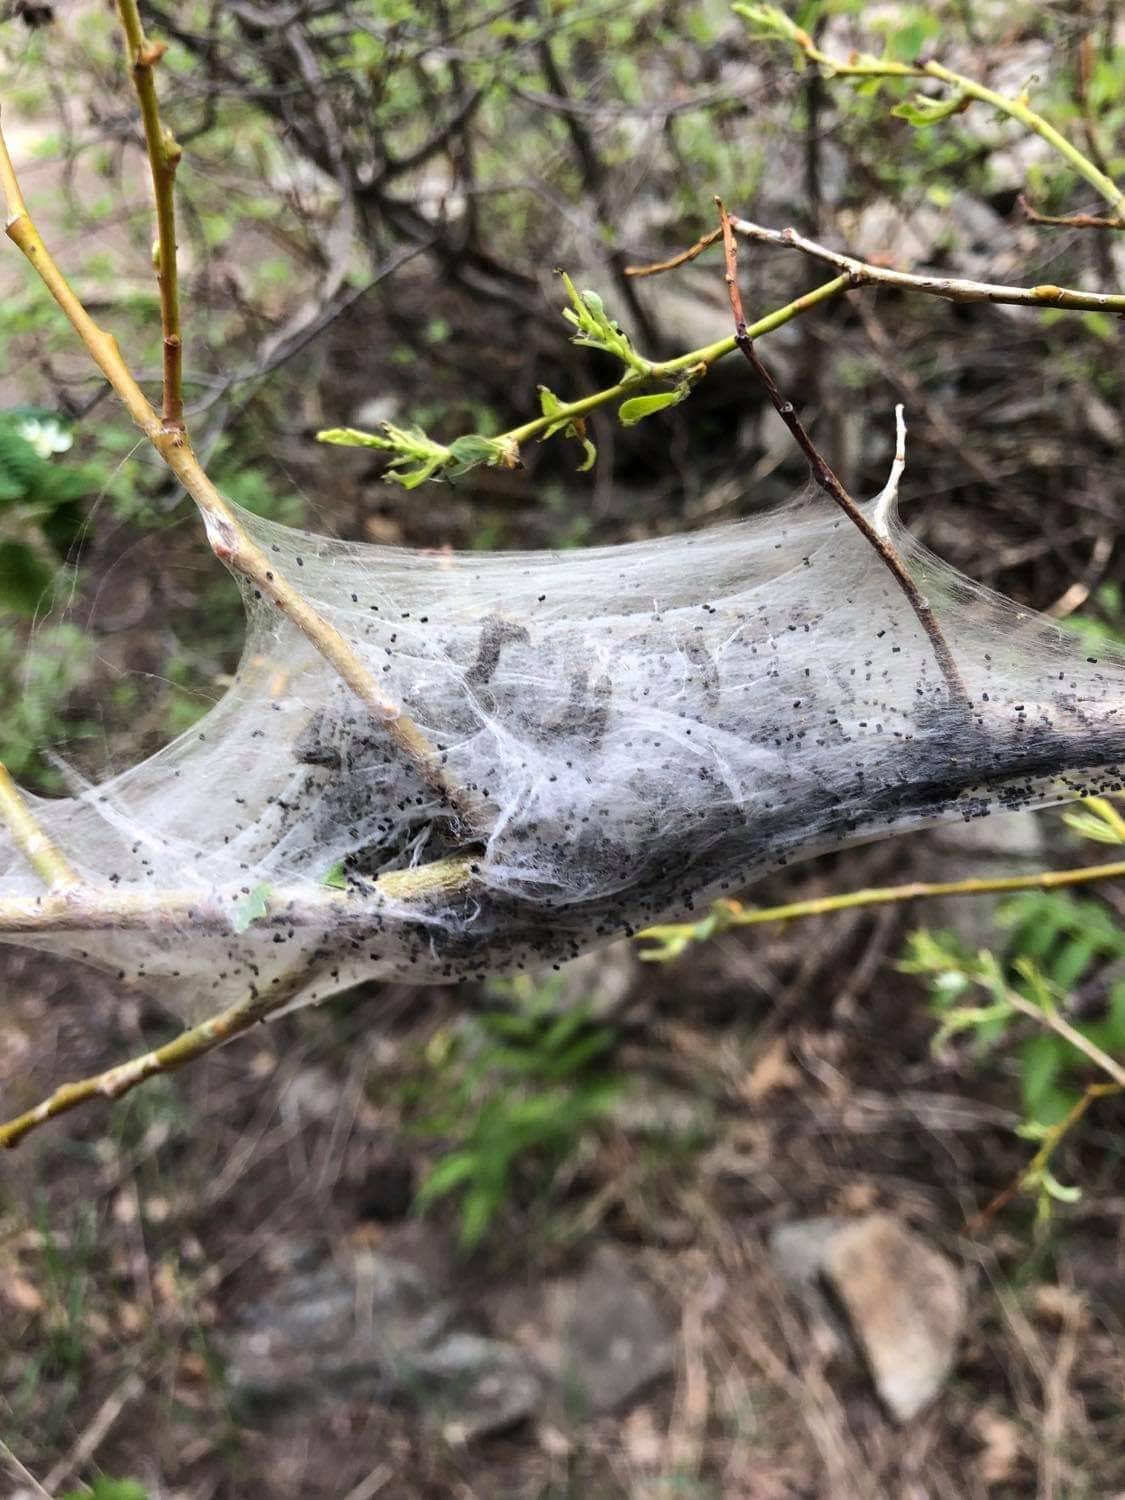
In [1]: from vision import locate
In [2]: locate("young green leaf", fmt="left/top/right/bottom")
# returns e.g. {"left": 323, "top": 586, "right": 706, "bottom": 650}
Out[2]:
{"left": 617, "top": 390, "right": 686, "bottom": 426}
{"left": 1038, "top": 1167, "right": 1082, "bottom": 1204}
{"left": 559, "top": 271, "right": 647, "bottom": 373}
{"left": 891, "top": 92, "right": 971, "bottom": 126}
{"left": 537, "top": 385, "right": 598, "bottom": 471}
{"left": 232, "top": 882, "right": 272, "bottom": 934}
{"left": 316, "top": 426, "right": 392, "bottom": 449}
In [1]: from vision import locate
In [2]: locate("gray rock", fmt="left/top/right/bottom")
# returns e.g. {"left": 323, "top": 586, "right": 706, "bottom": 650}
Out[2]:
{"left": 768, "top": 1217, "right": 852, "bottom": 1359}
{"left": 821, "top": 1213, "right": 967, "bottom": 1422}
{"left": 225, "top": 1251, "right": 454, "bottom": 1412}
{"left": 224, "top": 1244, "right": 540, "bottom": 1438}
{"left": 769, "top": 1217, "right": 846, "bottom": 1290}
{"left": 406, "top": 1332, "right": 542, "bottom": 1442}
{"left": 560, "top": 1246, "right": 676, "bottom": 1413}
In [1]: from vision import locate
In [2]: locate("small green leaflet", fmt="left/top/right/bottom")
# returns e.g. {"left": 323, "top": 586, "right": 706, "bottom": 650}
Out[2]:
{"left": 322, "top": 860, "right": 348, "bottom": 889}
{"left": 233, "top": 882, "right": 272, "bottom": 933}
{"left": 537, "top": 386, "right": 597, "bottom": 471}
{"left": 617, "top": 390, "right": 685, "bottom": 426}
{"left": 446, "top": 433, "right": 519, "bottom": 475}
{"left": 891, "top": 92, "right": 970, "bottom": 127}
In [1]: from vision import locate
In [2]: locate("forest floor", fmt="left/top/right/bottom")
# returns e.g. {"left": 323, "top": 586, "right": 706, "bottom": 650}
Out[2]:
{"left": 2, "top": 811, "right": 1124, "bottom": 1499}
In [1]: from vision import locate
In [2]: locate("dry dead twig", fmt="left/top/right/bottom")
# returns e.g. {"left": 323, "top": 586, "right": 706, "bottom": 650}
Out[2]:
{"left": 715, "top": 199, "right": 971, "bottom": 714}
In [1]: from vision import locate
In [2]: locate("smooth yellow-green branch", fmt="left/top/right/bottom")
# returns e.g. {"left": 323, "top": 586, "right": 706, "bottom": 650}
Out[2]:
{"left": 0, "top": 853, "right": 480, "bottom": 1149}
{"left": 638, "top": 859, "right": 1125, "bottom": 961}
{"left": 735, "top": 4, "right": 1124, "bottom": 221}
{"left": 0, "top": 763, "right": 79, "bottom": 891}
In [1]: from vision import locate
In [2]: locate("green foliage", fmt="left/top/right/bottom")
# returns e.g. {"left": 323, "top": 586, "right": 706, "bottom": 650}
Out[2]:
{"left": 1062, "top": 585, "right": 1125, "bottom": 656}
{"left": 902, "top": 798, "right": 1125, "bottom": 1219}
{"left": 0, "top": 408, "right": 98, "bottom": 617}
{"left": 537, "top": 386, "right": 597, "bottom": 471}
{"left": 0, "top": 622, "right": 93, "bottom": 791}
{"left": 62, "top": 1481, "right": 149, "bottom": 1500}
{"left": 731, "top": 4, "right": 808, "bottom": 49}
{"left": 232, "top": 882, "right": 272, "bottom": 933}
{"left": 559, "top": 273, "right": 649, "bottom": 374}
{"left": 410, "top": 986, "right": 623, "bottom": 1251}
{"left": 891, "top": 92, "right": 970, "bottom": 127}
{"left": 617, "top": 390, "right": 688, "bottom": 426}
{"left": 317, "top": 422, "right": 517, "bottom": 488}
{"left": 904, "top": 918, "right": 1125, "bottom": 1126}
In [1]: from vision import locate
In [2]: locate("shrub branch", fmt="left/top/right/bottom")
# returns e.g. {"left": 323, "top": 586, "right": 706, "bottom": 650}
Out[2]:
{"left": 0, "top": 109, "right": 481, "bottom": 832}
{"left": 637, "top": 859, "right": 1125, "bottom": 961}
{"left": 716, "top": 199, "right": 971, "bottom": 713}
{"left": 116, "top": 0, "right": 184, "bottom": 431}
{"left": 627, "top": 220, "right": 1125, "bottom": 312}
{"left": 0, "top": 763, "right": 80, "bottom": 891}
{"left": 735, "top": 5, "right": 1124, "bottom": 224}
{"left": 0, "top": 853, "right": 479, "bottom": 1149}
{"left": 966, "top": 1083, "right": 1123, "bottom": 1233}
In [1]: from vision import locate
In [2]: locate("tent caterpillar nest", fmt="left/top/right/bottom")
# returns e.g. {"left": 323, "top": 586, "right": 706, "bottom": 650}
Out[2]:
{"left": 2, "top": 475, "right": 1123, "bottom": 1020}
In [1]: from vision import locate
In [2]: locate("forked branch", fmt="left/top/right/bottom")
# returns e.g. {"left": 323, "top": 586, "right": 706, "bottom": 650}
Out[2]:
{"left": 628, "top": 220, "right": 1125, "bottom": 315}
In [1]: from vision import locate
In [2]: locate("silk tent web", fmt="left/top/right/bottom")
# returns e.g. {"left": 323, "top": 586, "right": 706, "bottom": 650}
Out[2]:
{"left": 2, "top": 456, "right": 1123, "bottom": 1020}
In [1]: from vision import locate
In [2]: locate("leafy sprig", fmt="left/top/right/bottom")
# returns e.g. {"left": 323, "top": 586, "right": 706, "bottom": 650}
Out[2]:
{"left": 317, "top": 421, "right": 520, "bottom": 488}
{"left": 559, "top": 271, "right": 650, "bottom": 375}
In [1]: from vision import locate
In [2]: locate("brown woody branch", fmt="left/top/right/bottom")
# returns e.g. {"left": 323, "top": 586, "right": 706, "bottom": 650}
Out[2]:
{"left": 628, "top": 218, "right": 1125, "bottom": 313}
{"left": 715, "top": 200, "right": 971, "bottom": 714}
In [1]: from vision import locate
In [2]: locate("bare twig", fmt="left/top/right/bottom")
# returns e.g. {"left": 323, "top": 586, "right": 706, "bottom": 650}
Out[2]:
{"left": 116, "top": 0, "right": 184, "bottom": 431}
{"left": 625, "top": 226, "right": 723, "bottom": 278}
{"left": 0, "top": 762, "right": 80, "bottom": 890}
{"left": 965, "top": 1082, "right": 1123, "bottom": 1234}
{"left": 0, "top": 1441, "right": 51, "bottom": 1500}
{"left": 871, "top": 403, "right": 907, "bottom": 537}
{"left": 629, "top": 217, "right": 1125, "bottom": 314}
{"left": 1017, "top": 194, "right": 1125, "bottom": 232}
{"left": 42, "top": 1371, "right": 144, "bottom": 1494}
{"left": 715, "top": 199, "right": 971, "bottom": 712}
{"left": 730, "top": 218, "right": 1125, "bottom": 312}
